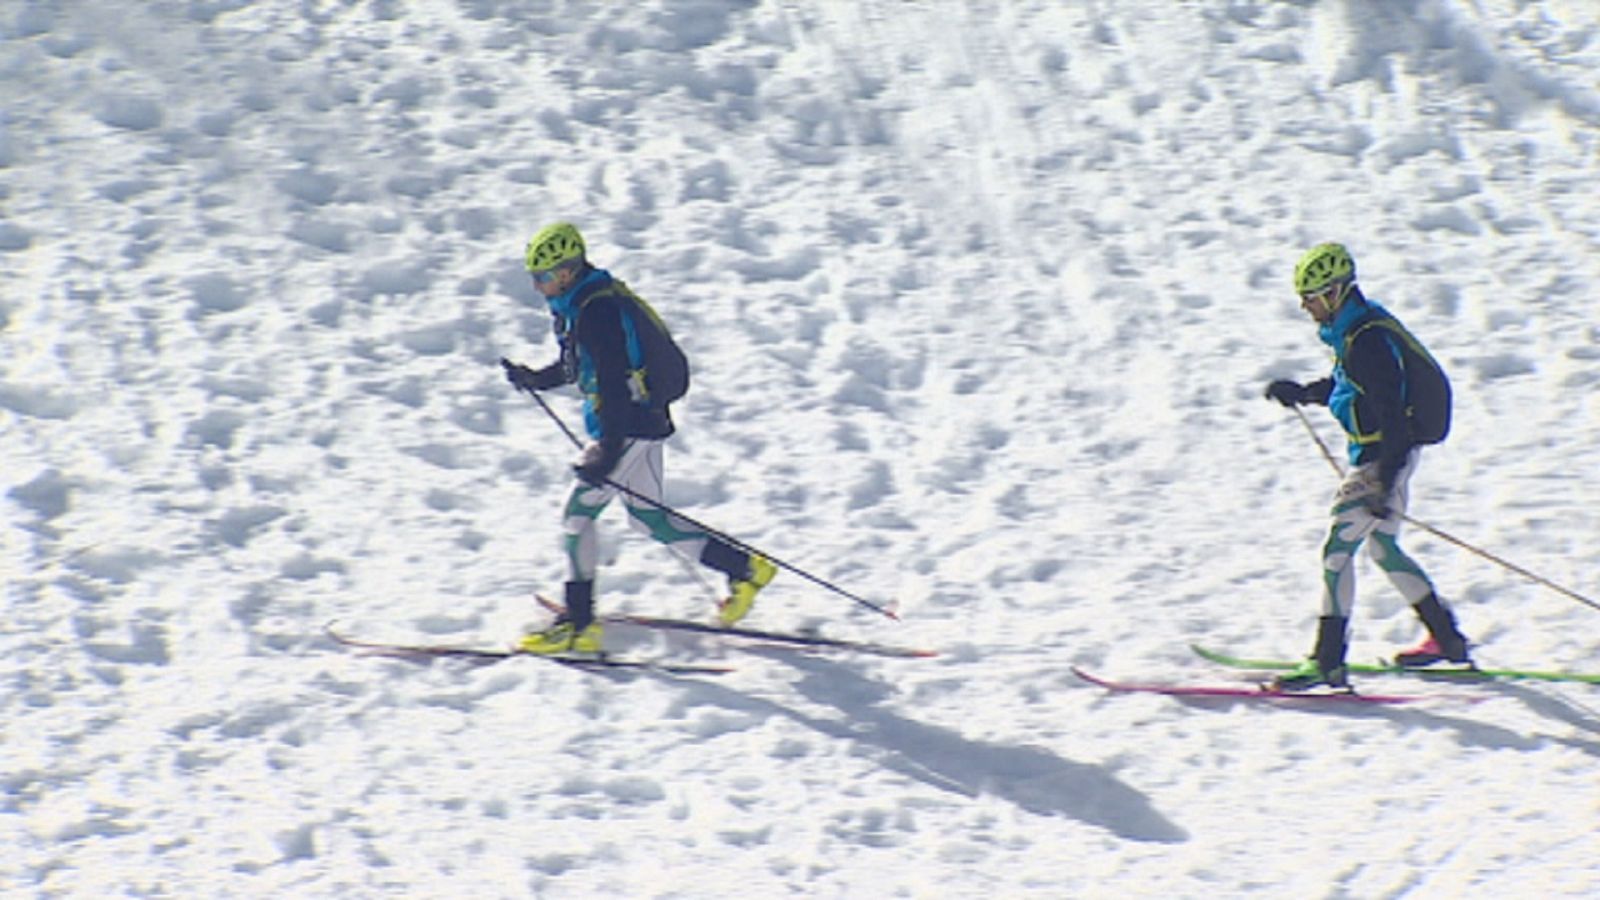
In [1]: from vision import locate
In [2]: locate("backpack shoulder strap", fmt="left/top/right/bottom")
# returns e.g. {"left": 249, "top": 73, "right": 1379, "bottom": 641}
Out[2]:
{"left": 1348, "top": 315, "right": 1440, "bottom": 370}
{"left": 606, "top": 280, "right": 674, "bottom": 336}
{"left": 1341, "top": 312, "right": 1387, "bottom": 354}
{"left": 571, "top": 276, "right": 618, "bottom": 311}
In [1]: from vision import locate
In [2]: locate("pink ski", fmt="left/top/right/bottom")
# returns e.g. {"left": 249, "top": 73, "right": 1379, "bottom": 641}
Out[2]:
{"left": 1072, "top": 667, "right": 1436, "bottom": 705}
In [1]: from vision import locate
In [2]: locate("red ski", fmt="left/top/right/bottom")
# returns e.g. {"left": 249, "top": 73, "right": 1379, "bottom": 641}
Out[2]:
{"left": 1072, "top": 667, "right": 1443, "bottom": 705}
{"left": 326, "top": 623, "right": 734, "bottom": 676}
{"left": 535, "top": 595, "right": 936, "bottom": 659}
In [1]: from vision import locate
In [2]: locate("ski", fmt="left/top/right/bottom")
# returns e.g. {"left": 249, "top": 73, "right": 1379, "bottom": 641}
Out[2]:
{"left": 1191, "top": 644, "right": 1600, "bottom": 685}
{"left": 609, "top": 613, "right": 937, "bottom": 659}
{"left": 1073, "top": 667, "right": 1435, "bottom": 705}
{"left": 536, "top": 595, "right": 936, "bottom": 659}
{"left": 325, "top": 624, "right": 734, "bottom": 676}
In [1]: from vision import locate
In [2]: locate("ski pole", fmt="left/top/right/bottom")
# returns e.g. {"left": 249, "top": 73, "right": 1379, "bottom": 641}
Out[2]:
{"left": 526, "top": 385, "right": 587, "bottom": 450}
{"left": 519, "top": 387, "right": 900, "bottom": 620}
{"left": 1291, "top": 406, "right": 1599, "bottom": 613}
{"left": 1292, "top": 405, "right": 1346, "bottom": 478}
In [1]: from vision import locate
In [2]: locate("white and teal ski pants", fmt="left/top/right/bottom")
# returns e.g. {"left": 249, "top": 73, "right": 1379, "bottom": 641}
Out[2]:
{"left": 562, "top": 439, "right": 711, "bottom": 583}
{"left": 1320, "top": 447, "right": 1434, "bottom": 618}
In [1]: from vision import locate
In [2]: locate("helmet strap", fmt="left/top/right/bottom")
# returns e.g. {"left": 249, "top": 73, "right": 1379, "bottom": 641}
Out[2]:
{"left": 1330, "top": 280, "right": 1354, "bottom": 310}
{"left": 559, "top": 260, "right": 599, "bottom": 294}
{"left": 1310, "top": 280, "right": 1351, "bottom": 315}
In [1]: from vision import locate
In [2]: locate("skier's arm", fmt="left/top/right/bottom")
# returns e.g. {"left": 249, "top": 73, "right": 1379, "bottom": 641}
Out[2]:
{"left": 575, "top": 295, "right": 633, "bottom": 451}
{"left": 1345, "top": 330, "right": 1411, "bottom": 488}
{"left": 1301, "top": 377, "right": 1332, "bottom": 405}
{"left": 1263, "top": 376, "right": 1332, "bottom": 407}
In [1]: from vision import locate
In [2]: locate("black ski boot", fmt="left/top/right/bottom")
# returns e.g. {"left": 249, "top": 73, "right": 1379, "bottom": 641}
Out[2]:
{"left": 1395, "top": 594, "right": 1471, "bottom": 668}
{"left": 1273, "top": 615, "right": 1351, "bottom": 692}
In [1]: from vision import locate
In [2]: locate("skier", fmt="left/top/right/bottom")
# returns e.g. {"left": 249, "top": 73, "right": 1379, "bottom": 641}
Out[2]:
{"left": 500, "top": 222, "right": 776, "bottom": 654}
{"left": 1263, "top": 242, "right": 1471, "bottom": 691}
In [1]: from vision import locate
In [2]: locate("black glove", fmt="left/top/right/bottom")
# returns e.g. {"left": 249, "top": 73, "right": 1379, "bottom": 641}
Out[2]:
{"left": 501, "top": 357, "right": 560, "bottom": 394}
{"left": 574, "top": 440, "right": 623, "bottom": 487}
{"left": 1264, "top": 379, "right": 1307, "bottom": 408}
{"left": 1363, "top": 485, "right": 1393, "bottom": 520}
{"left": 1367, "top": 453, "right": 1406, "bottom": 520}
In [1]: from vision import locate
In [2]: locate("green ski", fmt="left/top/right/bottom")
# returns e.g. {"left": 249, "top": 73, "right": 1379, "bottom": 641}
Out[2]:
{"left": 1192, "top": 644, "right": 1600, "bottom": 685}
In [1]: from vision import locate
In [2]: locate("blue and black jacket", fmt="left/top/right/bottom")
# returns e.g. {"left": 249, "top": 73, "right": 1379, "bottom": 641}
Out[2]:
{"left": 533, "top": 267, "right": 676, "bottom": 449}
{"left": 1306, "top": 287, "right": 1451, "bottom": 484}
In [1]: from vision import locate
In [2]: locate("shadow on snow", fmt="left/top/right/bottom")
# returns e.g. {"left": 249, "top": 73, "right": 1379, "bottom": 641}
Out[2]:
{"left": 676, "top": 650, "right": 1188, "bottom": 845}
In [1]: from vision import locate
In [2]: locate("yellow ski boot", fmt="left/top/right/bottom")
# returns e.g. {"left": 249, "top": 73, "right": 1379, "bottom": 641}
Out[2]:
{"left": 518, "top": 620, "right": 603, "bottom": 655}
{"left": 718, "top": 553, "right": 776, "bottom": 626}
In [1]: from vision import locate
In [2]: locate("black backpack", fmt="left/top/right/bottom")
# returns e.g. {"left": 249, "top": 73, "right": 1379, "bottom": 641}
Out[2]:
{"left": 1346, "top": 315, "right": 1451, "bottom": 445}
{"left": 593, "top": 279, "right": 690, "bottom": 408}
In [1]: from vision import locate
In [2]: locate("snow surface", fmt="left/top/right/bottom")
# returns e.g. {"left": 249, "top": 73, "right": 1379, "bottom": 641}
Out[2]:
{"left": 4, "top": 1, "right": 1600, "bottom": 896}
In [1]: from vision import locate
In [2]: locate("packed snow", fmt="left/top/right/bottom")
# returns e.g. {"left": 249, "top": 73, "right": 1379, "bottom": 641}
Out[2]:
{"left": 4, "top": 1, "right": 1599, "bottom": 896}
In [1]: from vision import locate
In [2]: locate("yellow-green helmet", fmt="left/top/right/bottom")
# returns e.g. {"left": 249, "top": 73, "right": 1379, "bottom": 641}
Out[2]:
{"left": 1293, "top": 242, "right": 1355, "bottom": 294}
{"left": 524, "top": 222, "right": 586, "bottom": 273}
